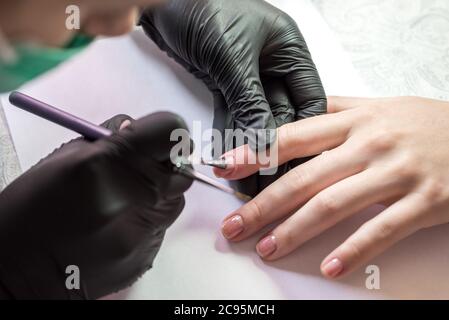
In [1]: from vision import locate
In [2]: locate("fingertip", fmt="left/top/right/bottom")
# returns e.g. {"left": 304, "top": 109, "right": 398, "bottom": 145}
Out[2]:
{"left": 321, "top": 257, "right": 344, "bottom": 279}
{"left": 215, "top": 146, "right": 264, "bottom": 180}
{"left": 256, "top": 234, "right": 277, "bottom": 259}
{"left": 120, "top": 120, "right": 132, "bottom": 130}
{"left": 213, "top": 167, "right": 227, "bottom": 178}
{"left": 212, "top": 155, "right": 236, "bottom": 178}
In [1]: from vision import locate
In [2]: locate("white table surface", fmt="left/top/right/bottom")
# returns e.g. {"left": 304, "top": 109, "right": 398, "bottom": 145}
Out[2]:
{"left": 2, "top": 0, "right": 449, "bottom": 299}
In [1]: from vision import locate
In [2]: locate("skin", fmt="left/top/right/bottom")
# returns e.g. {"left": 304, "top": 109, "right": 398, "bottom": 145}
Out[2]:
{"left": 217, "top": 96, "right": 449, "bottom": 279}
{"left": 0, "top": 0, "right": 164, "bottom": 46}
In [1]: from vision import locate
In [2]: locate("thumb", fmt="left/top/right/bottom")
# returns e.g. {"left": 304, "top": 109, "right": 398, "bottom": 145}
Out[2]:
{"left": 118, "top": 112, "right": 190, "bottom": 163}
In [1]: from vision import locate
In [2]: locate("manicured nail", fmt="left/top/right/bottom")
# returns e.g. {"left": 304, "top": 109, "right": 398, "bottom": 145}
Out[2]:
{"left": 201, "top": 159, "right": 228, "bottom": 170}
{"left": 120, "top": 120, "right": 132, "bottom": 130}
{"left": 322, "top": 258, "right": 344, "bottom": 278}
{"left": 256, "top": 234, "right": 277, "bottom": 258}
{"left": 222, "top": 215, "right": 244, "bottom": 240}
{"left": 215, "top": 156, "right": 235, "bottom": 177}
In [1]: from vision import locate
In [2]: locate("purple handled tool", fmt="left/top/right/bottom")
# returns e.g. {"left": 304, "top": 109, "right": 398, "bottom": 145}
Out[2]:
{"left": 9, "top": 91, "right": 112, "bottom": 141}
{"left": 8, "top": 91, "right": 252, "bottom": 202}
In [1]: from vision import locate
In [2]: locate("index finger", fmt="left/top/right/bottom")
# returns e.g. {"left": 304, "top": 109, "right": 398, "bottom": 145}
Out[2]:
{"left": 214, "top": 110, "right": 358, "bottom": 180}
{"left": 327, "top": 96, "right": 381, "bottom": 113}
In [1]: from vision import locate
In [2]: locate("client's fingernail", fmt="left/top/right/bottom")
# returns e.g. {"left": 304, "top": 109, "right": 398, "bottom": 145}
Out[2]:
{"left": 224, "top": 155, "right": 235, "bottom": 167}
{"left": 214, "top": 156, "right": 235, "bottom": 177}
{"left": 222, "top": 215, "right": 244, "bottom": 240}
{"left": 202, "top": 159, "right": 228, "bottom": 169}
{"left": 322, "top": 258, "right": 344, "bottom": 278}
{"left": 120, "top": 120, "right": 132, "bottom": 130}
{"left": 256, "top": 234, "right": 277, "bottom": 258}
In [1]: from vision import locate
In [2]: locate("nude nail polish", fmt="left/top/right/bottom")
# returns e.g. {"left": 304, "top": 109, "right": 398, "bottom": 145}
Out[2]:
{"left": 256, "top": 234, "right": 277, "bottom": 258}
{"left": 322, "top": 258, "right": 344, "bottom": 278}
{"left": 222, "top": 215, "right": 244, "bottom": 239}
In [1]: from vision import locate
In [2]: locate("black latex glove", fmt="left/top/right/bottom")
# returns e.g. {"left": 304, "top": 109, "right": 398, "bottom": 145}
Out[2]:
{"left": 0, "top": 112, "right": 193, "bottom": 300}
{"left": 140, "top": 0, "right": 326, "bottom": 196}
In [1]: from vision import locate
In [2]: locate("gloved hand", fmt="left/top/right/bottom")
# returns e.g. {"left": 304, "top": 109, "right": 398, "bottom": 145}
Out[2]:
{"left": 0, "top": 112, "right": 193, "bottom": 300}
{"left": 140, "top": 0, "right": 326, "bottom": 196}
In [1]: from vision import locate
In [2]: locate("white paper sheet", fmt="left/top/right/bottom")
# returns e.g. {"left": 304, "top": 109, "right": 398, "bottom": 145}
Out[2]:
{"left": 2, "top": 0, "right": 449, "bottom": 299}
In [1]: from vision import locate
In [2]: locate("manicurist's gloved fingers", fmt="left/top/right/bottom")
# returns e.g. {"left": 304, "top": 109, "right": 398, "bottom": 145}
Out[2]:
{"left": 214, "top": 110, "right": 358, "bottom": 180}
{"left": 262, "top": 79, "right": 295, "bottom": 127}
{"left": 116, "top": 112, "right": 190, "bottom": 161}
{"left": 140, "top": 0, "right": 330, "bottom": 198}
{"left": 286, "top": 54, "right": 327, "bottom": 121}
{"left": 94, "top": 112, "right": 193, "bottom": 206}
{"left": 220, "top": 59, "right": 275, "bottom": 134}
{"left": 111, "top": 112, "right": 194, "bottom": 195}
{"left": 260, "top": 15, "right": 327, "bottom": 120}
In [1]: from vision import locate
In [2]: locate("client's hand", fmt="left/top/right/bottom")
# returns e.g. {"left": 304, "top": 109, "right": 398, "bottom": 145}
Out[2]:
{"left": 216, "top": 96, "right": 449, "bottom": 278}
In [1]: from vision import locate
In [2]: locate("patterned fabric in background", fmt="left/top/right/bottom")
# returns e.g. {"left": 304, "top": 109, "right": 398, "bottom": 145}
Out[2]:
{"left": 0, "top": 99, "right": 21, "bottom": 190}
{"left": 313, "top": 0, "right": 449, "bottom": 100}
